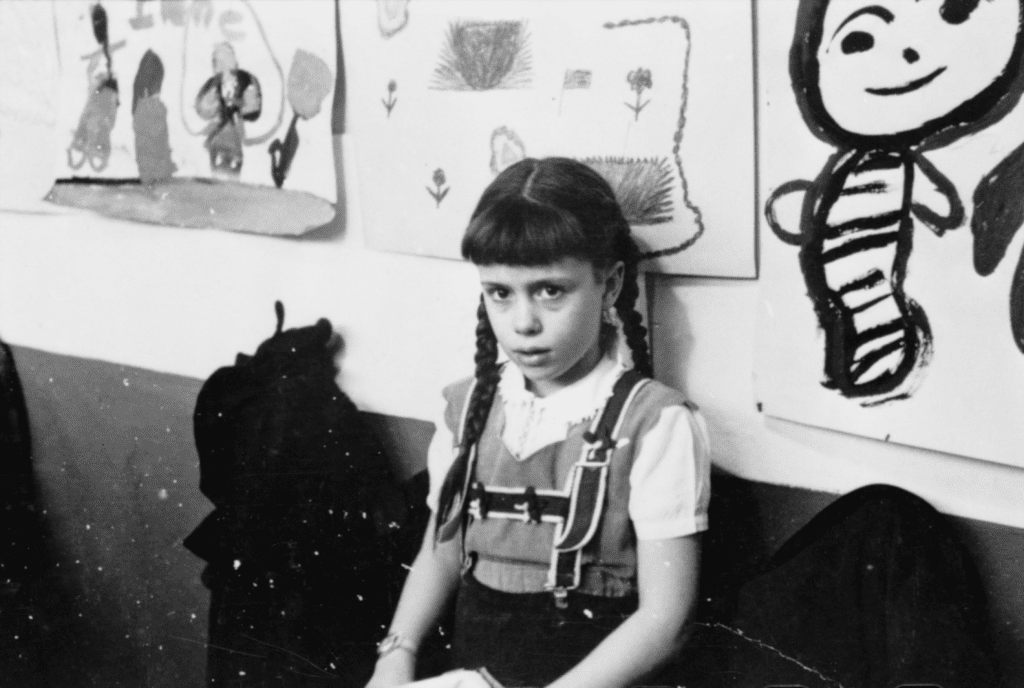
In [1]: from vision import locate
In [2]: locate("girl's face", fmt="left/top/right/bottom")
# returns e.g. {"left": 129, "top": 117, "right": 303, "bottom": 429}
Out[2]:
{"left": 817, "top": 0, "right": 1020, "bottom": 136}
{"left": 478, "top": 258, "right": 623, "bottom": 398}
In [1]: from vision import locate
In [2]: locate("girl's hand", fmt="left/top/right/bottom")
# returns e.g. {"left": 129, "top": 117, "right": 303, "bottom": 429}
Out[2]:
{"left": 398, "top": 669, "right": 498, "bottom": 688}
{"left": 365, "top": 649, "right": 416, "bottom": 688}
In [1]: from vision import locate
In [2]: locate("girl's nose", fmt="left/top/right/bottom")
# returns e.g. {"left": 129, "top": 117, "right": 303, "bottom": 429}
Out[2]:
{"left": 512, "top": 301, "right": 541, "bottom": 335}
{"left": 903, "top": 48, "right": 920, "bottom": 64}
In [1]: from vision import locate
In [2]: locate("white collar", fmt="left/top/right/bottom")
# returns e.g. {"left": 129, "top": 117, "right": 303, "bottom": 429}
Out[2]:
{"left": 496, "top": 349, "right": 628, "bottom": 461}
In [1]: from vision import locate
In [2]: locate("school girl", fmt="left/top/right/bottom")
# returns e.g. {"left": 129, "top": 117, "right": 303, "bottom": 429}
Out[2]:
{"left": 366, "top": 157, "right": 711, "bottom": 688}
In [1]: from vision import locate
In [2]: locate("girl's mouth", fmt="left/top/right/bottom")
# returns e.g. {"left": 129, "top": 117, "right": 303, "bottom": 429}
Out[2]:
{"left": 515, "top": 349, "right": 551, "bottom": 366}
{"left": 866, "top": 66, "right": 946, "bottom": 96}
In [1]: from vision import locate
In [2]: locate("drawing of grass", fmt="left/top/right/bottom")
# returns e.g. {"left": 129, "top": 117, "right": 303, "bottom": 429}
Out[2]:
{"left": 581, "top": 157, "right": 674, "bottom": 226}
{"left": 431, "top": 20, "right": 531, "bottom": 91}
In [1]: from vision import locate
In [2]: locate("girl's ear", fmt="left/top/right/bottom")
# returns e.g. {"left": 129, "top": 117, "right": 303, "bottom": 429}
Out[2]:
{"left": 603, "top": 261, "right": 626, "bottom": 308}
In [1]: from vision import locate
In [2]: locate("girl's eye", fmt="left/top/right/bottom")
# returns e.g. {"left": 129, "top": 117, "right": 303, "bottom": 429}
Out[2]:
{"left": 538, "top": 286, "right": 564, "bottom": 300}
{"left": 486, "top": 288, "right": 511, "bottom": 302}
{"left": 841, "top": 31, "right": 874, "bottom": 54}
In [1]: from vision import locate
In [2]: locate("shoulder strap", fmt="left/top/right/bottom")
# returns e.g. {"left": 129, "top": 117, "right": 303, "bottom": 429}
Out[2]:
{"left": 546, "top": 369, "right": 648, "bottom": 604}
{"left": 554, "top": 368, "right": 647, "bottom": 551}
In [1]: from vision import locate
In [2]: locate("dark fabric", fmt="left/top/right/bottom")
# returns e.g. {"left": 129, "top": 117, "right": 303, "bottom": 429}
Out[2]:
{"left": 721, "top": 484, "right": 1001, "bottom": 688}
{"left": 183, "top": 307, "right": 412, "bottom": 687}
{"left": 0, "top": 341, "right": 126, "bottom": 685}
{"left": 0, "top": 338, "right": 49, "bottom": 684}
{"left": 452, "top": 569, "right": 637, "bottom": 687}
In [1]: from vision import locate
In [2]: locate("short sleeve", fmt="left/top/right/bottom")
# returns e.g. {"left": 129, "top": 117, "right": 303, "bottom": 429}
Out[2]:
{"left": 628, "top": 404, "right": 711, "bottom": 540}
{"left": 425, "top": 392, "right": 457, "bottom": 513}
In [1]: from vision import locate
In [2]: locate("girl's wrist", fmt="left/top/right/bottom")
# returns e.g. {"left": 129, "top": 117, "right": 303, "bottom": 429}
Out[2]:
{"left": 377, "top": 631, "right": 419, "bottom": 658}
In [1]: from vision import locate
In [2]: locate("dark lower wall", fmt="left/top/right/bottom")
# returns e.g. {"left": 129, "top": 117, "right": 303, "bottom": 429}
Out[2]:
{"left": 4, "top": 344, "right": 1023, "bottom": 686}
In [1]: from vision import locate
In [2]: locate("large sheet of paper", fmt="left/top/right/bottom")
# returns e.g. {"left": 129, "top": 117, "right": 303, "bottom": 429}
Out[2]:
{"left": 46, "top": 0, "right": 337, "bottom": 235}
{"left": 342, "top": 0, "right": 756, "bottom": 277}
{"left": 0, "top": 1, "right": 64, "bottom": 214}
{"left": 754, "top": 0, "right": 1024, "bottom": 467}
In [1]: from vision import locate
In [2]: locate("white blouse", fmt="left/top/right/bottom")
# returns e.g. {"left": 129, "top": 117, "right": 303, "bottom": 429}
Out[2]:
{"left": 425, "top": 355, "right": 712, "bottom": 540}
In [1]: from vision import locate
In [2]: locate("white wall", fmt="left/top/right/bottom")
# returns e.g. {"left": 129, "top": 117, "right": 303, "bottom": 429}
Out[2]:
{"left": 2, "top": 135, "right": 1023, "bottom": 529}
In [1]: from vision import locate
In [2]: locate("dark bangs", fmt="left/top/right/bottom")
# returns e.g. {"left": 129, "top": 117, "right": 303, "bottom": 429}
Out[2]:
{"left": 461, "top": 195, "right": 599, "bottom": 266}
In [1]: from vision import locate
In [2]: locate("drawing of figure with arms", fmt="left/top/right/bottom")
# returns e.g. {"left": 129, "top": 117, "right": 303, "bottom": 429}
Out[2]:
{"left": 766, "top": 0, "right": 1024, "bottom": 405}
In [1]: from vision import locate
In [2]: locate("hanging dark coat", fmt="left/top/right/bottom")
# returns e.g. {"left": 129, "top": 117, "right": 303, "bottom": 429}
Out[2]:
{"left": 721, "top": 483, "right": 1000, "bottom": 688}
{"left": 184, "top": 305, "right": 410, "bottom": 687}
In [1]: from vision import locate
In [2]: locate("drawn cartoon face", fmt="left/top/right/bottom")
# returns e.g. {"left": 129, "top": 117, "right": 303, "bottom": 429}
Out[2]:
{"left": 817, "top": 0, "right": 1021, "bottom": 137}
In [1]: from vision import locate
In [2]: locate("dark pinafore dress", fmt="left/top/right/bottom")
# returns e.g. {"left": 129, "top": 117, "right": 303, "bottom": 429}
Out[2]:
{"left": 440, "top": 369, "right": 689, "bottom": 687}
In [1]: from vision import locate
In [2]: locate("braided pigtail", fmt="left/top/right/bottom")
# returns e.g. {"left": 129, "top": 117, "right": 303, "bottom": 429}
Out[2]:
{"left": 615, "top": 236, "right": 653, "bottom": 378}
{"left": 434, "top": 297, "right": 502, "bottom": 543}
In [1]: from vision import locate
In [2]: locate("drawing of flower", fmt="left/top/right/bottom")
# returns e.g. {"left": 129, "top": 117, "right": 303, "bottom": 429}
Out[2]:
{"left": 382, "top": 80, "right": 398, "bottom": 117}
{"left": 428, "top": 168, "right": 450, "bottom": 207}
{"left": 625, "top": 68, "right": 653, "bottom": 121}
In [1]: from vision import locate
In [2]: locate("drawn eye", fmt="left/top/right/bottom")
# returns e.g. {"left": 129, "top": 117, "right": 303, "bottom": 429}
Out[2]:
{"left": 940, "top": 0, "right": 981, "bottom": 25}
{"left": 841, "top": 31, "right": 875, "bottom": 54}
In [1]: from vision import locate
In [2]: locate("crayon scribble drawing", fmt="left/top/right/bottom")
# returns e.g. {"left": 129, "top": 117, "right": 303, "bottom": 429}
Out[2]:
{"left": 765, "top": 0, "right": 1024, "bottom": 405}
{"left": 581, "top": 157, "right": 673, "bottom": 227}
{"left": 378, "top": 0, "right": 410, "bottom": 39}
{"left": 46, "top": 0, "right": 338, "bottom": 236}
{"left": 343, "top": 1, "right": 755, "bottom": 276}
{"left": 431, "top": 20, "right": 532, "bottom": 91}
{"left": 489, "top": 126, "right": 526, "bottom": 175}
{"left": 602, "top": 16, "right": 705, "bottom": 261}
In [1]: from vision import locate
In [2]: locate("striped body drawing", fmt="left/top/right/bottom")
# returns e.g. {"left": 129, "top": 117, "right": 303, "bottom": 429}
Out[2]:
{"left": 770, "top": 0, "right": 1024, "bottom": 404}
{"left": 770, "top": 148, "right": 962, "bottom": 401}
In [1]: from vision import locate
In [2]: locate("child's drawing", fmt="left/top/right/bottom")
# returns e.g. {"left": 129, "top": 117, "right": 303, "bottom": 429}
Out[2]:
{"left": 624, "top": 67, "right": 653, "bottom": 121}
{"left": 378, "top": 0, "right": 410, "bottom": 39}
{"left": 431, "top": 20, "right": 532, "bottom": 91}
{"left": 343, "top": 1, "right": 755, "bottom": 276}
{"left": 427, "top": 168, "right": 450, "bottom": 207}
{"left": 581, "top": 157, "right": 673, "bottom": 227}
{"left": 382, "top": 80, "right": 398, "bottom": 117}
{"left": 268, "top": 49, "right": 333, "bottom": 189}
{"left": 603, "top": 16, "right": 705, "bottom": 261}
{"left": 489, "top": 126, "right": 526, "bottom": 175}
{"left": 132, "top": 49, "right": 176, "bottom": 184}
{"left": 48, "top": 0, "right": 337, "bottom": 236}
{"left": 67, "top": 4, "right": 126, "bottom": 173}
{"left": 765, "top": 0, "right": 1024, "bottom": 405}
{"left": 195, "top": 42, "right": 263, "bottom": 177}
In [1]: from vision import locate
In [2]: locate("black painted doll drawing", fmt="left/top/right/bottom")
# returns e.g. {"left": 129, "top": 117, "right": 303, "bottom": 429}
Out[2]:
{"left": 766, "top": 0, "right": 1024, "bottom": 405}
{"left": 195, "top": 42, "right": 263, "bottom": 177}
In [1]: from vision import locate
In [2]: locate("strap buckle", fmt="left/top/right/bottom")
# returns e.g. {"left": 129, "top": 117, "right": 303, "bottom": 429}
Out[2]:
{"left": 467, "top": 481, "right": 489, "bottom": 520}
{"left": 512, "top": 486, "right": 541, "bottom": 523}
{"left": 551, "top": 587, "right": 569, "bottom": 609}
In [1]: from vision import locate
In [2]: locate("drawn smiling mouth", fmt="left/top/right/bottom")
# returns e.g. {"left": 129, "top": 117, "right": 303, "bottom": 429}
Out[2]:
{"left": 865, "top": 67, "right": 946, "bottom": 96}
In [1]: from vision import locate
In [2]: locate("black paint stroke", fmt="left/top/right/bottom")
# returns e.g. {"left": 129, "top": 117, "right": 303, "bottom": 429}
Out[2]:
{"left": 767, "top": 0, "right": 1024, "bottom": 404}
{"left": 268, "top": 113, "right": 300, "bottom": 189}
{"left": 603, "top": 16, "right": 706, "bottom": 260}
{"left": 580, "top": 157, "right": 673, "bottom": 226}
{"left": 431, "top": 20, "right": 532, "bottom": 91}
{"left": 132, "top": 49, "right": 164, "bottom": 116}
{"left": 972, "top": 141, "right": 1024, "bottom": 351}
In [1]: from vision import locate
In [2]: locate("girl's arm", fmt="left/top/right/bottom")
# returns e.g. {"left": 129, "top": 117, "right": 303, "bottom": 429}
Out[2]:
{"left": 546, "top": 534, "right": 701, "bottom": 688}
{"left": 366, "top": 518, "right": 464, "bottom": 688}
